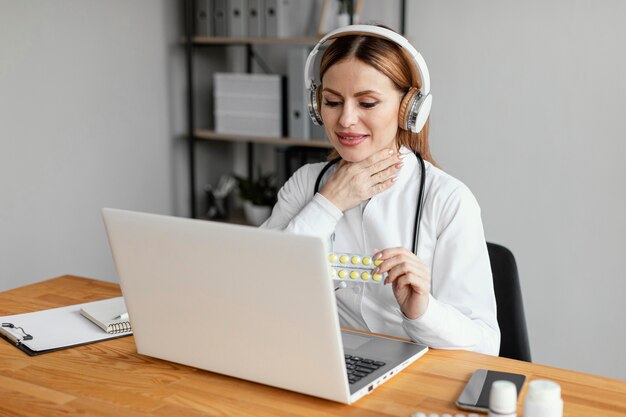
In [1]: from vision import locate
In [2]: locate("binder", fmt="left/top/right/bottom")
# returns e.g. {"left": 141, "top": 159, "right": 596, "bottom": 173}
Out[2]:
{"left": 265, "top": 0, "right": 280, "bottom": 37}
{"left": 194, "top": 0, "right": 214, "bottom": 37}
{"left": 287, "top": 46, "right": 327, "bottom": 140}
{"left": 265, "top": 0, "right": 305, "bottom": 38}
{"left": 247, "top": 0, "right": 265, "bottom": 37}
{"left": 288, "top": 46, "right": 311, "bottom": 139}
{"left": 0, "top": 297, "right": 132, "bottom": 356}
{"left": 227, "top": 0, "right": 247, "bottom": 37}
{"left": 213, "top": 0, "right": 228, "bottom": 37}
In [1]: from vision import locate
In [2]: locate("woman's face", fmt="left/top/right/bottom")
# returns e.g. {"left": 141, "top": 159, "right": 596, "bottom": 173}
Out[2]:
{"left": 320, "top": 58, "right": 403, "bottom": 162}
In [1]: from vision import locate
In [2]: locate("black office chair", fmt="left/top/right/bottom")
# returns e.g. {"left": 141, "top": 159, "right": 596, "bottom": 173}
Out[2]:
{"left": 487, "top": 242, "right": 532, "bottom": 362}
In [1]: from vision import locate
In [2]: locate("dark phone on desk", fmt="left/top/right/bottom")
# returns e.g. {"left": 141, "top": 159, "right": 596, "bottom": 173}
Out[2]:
{"left": 456, "top": 369, "right": 526, "bottom": 413}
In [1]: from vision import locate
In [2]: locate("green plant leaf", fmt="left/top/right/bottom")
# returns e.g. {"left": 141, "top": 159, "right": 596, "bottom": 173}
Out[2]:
{"left": 233, "top": 168, "right": 277, "bottom": 207}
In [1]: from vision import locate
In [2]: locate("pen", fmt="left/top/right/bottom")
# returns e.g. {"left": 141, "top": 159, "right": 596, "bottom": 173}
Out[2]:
{"left": 113, "top": 312, "right": 129, "bottom": 321}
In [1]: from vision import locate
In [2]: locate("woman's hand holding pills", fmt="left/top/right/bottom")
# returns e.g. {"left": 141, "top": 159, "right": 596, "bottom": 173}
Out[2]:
{"left": 319, "top": 148, "right": 404, "bottom": 212}
{"left": 373, "top": 247, "right": 431, "bottom": 320}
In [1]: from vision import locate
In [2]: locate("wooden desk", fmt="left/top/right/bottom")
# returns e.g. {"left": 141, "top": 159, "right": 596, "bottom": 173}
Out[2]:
{"left": 1, "top": 276, "right": 624, "bottom": 417}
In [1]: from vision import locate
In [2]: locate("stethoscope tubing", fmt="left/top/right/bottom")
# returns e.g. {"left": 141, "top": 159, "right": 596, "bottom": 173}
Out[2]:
{"left": 314, "top": 151, "right": 426, "bottom": 255}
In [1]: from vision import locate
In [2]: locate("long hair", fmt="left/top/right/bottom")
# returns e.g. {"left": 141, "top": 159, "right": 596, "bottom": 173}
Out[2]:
{"left": 318, "top": 31, "right": 438, "bottom": 167}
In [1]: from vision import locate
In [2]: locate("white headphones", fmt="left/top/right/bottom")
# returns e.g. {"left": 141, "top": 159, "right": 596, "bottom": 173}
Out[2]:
{"left": 304, "top": 25, "right": 432, "bottom": 134}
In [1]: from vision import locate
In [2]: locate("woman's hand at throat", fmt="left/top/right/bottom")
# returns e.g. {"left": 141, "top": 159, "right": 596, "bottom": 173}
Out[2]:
{"left": 319, "top": 147, "right": 405, "bottom": 212}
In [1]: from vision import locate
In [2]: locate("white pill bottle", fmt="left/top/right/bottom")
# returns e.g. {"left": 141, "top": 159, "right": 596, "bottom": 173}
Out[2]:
{"left": 489, "top": 380, "right": 518, "bottom": 417}
{"left": 523, "top": 380, "right": 563, "bottom": 417}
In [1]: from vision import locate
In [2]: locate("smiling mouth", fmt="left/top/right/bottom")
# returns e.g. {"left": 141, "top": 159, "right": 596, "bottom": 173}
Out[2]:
{"left": 336, "top": 133, "right": 369, "bottom": 146}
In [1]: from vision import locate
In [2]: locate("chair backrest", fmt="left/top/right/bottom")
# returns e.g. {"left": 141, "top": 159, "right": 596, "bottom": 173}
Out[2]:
{"left": 487, "top": 242, "right": 532, "bottom": 362}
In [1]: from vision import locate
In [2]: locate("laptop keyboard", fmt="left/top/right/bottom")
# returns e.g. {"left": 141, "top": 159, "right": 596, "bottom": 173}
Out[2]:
{"left": 345, "top": 354, "right": 386, "bottom": 385}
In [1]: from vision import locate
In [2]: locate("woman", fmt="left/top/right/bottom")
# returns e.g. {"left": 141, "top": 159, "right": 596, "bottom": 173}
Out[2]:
{"left": 261, "top": 25, "right": 500, "bottom": 355}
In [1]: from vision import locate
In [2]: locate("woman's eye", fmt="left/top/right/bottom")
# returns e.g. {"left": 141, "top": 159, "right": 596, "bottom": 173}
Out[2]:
{"left": 323, "top": 100, "right": 341, "bottom": 107}
{"left": 360, "top": 102, "right": 377, "bottom": 109}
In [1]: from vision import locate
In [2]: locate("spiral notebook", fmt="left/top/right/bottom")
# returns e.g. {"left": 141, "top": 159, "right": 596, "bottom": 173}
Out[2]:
{"left": 79, "top": 297, "right": 132, "bottom": 334}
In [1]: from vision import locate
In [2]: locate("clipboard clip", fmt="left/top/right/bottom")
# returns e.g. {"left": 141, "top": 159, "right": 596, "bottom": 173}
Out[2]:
{"left": 2, "top": 322, "right": 33, "bottom": 345}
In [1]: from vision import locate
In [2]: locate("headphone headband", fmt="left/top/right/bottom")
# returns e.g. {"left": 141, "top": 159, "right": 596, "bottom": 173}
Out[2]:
{"left": 304, "top": 25, "right": 430, "bottom": 96}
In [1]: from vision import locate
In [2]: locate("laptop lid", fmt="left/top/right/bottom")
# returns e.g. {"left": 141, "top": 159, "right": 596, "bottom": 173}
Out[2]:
{"left": 102, "top": 208, "right": 427, "bottom": 404}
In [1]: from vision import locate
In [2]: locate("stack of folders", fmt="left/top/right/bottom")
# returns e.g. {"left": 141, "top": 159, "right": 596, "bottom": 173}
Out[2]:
{"left": 195, "top": 0, "right": 313, "bottom": 38}
{"left": 0, "top": 297, "right": 132, "bottom": 356}
{"left": 214, "top": 72, "right": 284, "bottom": 137}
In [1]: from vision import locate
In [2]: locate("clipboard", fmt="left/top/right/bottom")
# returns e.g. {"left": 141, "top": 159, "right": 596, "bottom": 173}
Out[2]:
{"left": 0, "top": 298, "right": 132, "bottom": 356}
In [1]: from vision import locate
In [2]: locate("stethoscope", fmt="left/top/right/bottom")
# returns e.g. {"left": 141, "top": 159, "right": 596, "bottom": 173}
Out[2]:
{"left": 313, "top": 151, "right": 427, "bottom": 257}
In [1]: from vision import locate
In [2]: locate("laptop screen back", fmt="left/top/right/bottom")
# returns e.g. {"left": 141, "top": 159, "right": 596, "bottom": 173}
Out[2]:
{"left": 103, "top": 208, "right": 351, "bottom": 403}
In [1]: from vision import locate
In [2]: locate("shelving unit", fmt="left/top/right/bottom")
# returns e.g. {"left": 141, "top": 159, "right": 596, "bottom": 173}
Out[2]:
{"left": 191, "top": 36, "right": 322, "bottom": 45}
{"left": 182, "top": 0, "right": 406, "bottom": 219}
{"left": 183, "top": 0, "right": 333, "bottom": 218}
{"left": 195, "top": 130, "right": 332, "bottom": 149}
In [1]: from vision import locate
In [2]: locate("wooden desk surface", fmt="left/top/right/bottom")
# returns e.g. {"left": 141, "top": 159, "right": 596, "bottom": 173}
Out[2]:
{"left": 0, "top": 276, "right": 624, "bottom": 417}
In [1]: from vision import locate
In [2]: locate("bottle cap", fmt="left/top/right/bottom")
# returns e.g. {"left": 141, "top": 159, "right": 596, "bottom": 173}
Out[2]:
{"left": 527, "top": 380, "right": 561, "bottom": 402}
{"left": 489, "top": 380, "right": 518, "bottom": 414}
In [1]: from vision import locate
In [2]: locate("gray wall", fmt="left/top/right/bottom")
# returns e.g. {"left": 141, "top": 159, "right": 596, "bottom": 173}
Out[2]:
{"left": 0, "top": 0, "right": 188, "bottom": 290}
{"left": 1, "top": 0, "right": 624, "bottom": 381}
{"left": 406, "top": 0, "right": 626, "bottom": 379}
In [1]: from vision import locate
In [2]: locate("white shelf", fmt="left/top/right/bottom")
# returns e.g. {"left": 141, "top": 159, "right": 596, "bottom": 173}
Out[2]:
{"left": 187, "top": 36, "right": 322, "bottom": 46}
{"left": 195, "top": 130, "right": 332, "bottom": 149}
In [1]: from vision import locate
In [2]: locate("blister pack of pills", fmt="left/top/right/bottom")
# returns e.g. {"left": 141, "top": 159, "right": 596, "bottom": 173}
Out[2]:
{"left": 328, "top": 252, "right": 385, "bottom": 284}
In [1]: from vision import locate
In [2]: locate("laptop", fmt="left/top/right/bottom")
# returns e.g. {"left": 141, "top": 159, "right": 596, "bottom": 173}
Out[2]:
{"left": 102, "top": 208, "right": 428, "bottom": 404}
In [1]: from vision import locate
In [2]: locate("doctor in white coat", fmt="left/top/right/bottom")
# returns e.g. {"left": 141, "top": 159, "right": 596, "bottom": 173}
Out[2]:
{"left": 261, "top": 25, "right": 500, "bottom": 355}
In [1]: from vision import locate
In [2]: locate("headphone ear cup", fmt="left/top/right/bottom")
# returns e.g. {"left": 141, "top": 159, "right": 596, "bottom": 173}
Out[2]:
{"left": 398, "top": 88, "right": 418, "bottom": 131}
{"left": 398, "top": 88, "right": 432, "bottom": 133}
{"left": 307, "top": 85, "right": 324, "bottom": 126}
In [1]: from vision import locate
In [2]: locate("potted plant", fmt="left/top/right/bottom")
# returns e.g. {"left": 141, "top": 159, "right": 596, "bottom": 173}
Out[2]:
{"left": 234, "top": 169, "right": 277, "bottom": 226}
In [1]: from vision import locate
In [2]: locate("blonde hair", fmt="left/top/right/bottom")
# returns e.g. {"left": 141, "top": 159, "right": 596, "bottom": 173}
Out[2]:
{"left": 318, "top": 30, "right": 438, "bottom": 167}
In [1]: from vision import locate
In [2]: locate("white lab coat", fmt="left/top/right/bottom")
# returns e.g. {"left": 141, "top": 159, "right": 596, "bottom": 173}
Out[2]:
{"left": 261, "top": 147, "right": 500, "bottom": 355}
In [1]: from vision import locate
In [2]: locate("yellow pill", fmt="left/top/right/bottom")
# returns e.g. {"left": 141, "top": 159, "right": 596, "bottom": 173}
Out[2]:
{"left": 374, "top": 259, "right": 383, "bottom": 266}
{"left": 351, "top": 256, "right": 360, "bottom": 265}
{"left": 329, "top": 253, "right": 337, "bottom": 263}
{"left": 362, "top": 257, "right": 372, "bottom": 265}
{"left": 373, "top": 274, "right": 383, "bottom": 282}
{"left": 349, "top": 271, "right": 359, "bottom": 279}
{"left": 339, "top": 255, "right": 349, "bottom": 264}
{"left": 361, "top": 272, "right": 370, "bottom": 281}
{"left": 338, "top": 270, "right": 347, "bottom": 278}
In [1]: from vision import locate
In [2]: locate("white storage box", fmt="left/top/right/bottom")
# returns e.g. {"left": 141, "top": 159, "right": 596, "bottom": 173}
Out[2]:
{"left": 214, "top": 94, "right": 280, "bottom": 114}
{"left": 215, "top": 111, "right": 281, "bottom": 137}
{"left": 214, "top": 73, "right": 283, "bottom": 137}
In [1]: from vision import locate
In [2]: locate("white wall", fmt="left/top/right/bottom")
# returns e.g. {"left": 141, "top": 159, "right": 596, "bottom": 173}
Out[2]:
{"left": 0, "top": 0, "right": 187, "bottom": 291}
{"left": 406, "top": 0, "right": 626, "bottom": 379}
